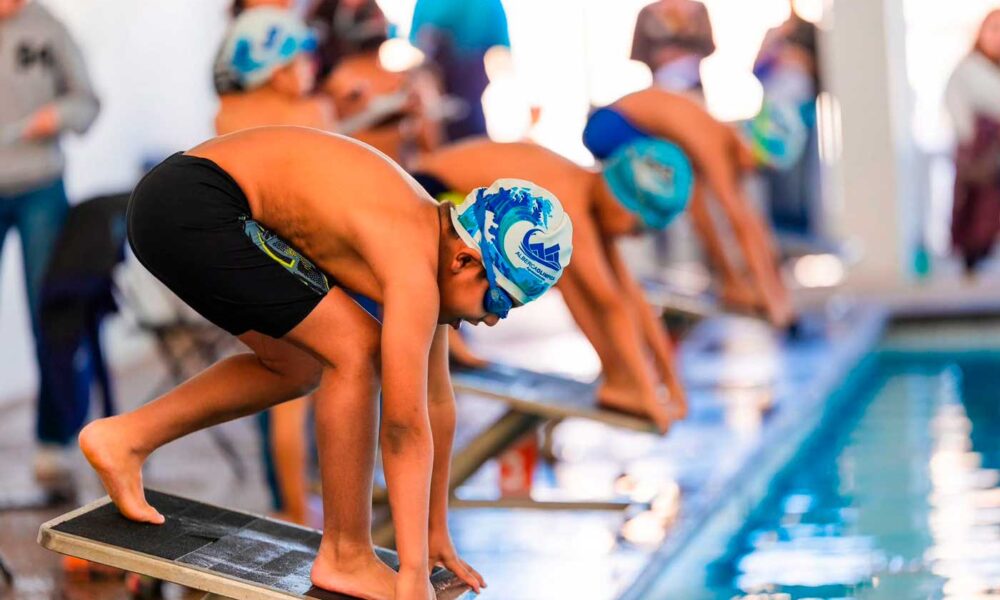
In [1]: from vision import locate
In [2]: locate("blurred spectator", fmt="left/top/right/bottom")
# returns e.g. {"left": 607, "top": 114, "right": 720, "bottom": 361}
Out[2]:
{"left": 409, "top": 0, "right": 510, "bottom": 141}
{"left": 309, "top": 0, "right": 388, "bottom": 84}
{"left": 322, "top": 45, "right": 444, "bottom": 166}
{"left": 748, "top": 1, "right": 820, "bottom": 236}
{"left": 630, "top": 0, "right": 714, "bottom": 94}
{"left": 311, "top": 0, "right": 443, "bottom": 166}
{"left": 215, "top": 7, "right": 335, "bottom": 134}
{"left": 946, "top": 9, "right": 1000, "bottom": 276}
{"left": 0, "top": 0, "right": 99, "bottom": 478}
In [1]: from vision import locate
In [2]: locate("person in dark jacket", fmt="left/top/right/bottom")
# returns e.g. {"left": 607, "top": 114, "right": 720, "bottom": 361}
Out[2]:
{"left": 38, "top": 195, "right": 129, "bottom": 455}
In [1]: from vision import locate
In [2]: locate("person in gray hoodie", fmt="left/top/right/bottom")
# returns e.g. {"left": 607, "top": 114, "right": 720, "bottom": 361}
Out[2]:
{"left": 0, "top": 0, "right": 99, "bottom": 478}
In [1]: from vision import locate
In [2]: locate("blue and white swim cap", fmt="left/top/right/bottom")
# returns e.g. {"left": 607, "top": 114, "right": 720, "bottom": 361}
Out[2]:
{"left": 221, "top": 7, "right": 317, "bottom": 90}
{"left": 603, "top": 138, "right": 694, "bottom": 230}
{"left": 450, "top": 179, "right": 573, "bottom": 306}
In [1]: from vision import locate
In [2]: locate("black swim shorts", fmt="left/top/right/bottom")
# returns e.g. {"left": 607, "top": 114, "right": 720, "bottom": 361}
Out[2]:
{"left": 127, "top": 153, "right": 336, "bottom": 338}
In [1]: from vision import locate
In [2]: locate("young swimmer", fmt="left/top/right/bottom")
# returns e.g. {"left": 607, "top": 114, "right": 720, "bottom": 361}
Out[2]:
{"left": 415, "top": 139, "right": 690, "bottom": 433}
{"left": 585, "top": 88, "right": 795, "bottom": 327}
{"left": 214, "top": 7, "right": 337, "bottom": 527}
{"left": 78, "top": 126, "right": 573, "bottom": 600}
{"left": 215, "top": 8, "right": 335, "bottom": 135}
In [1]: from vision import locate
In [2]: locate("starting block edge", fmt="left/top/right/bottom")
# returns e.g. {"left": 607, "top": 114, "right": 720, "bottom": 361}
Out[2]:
{"left": 39, "top": 525, "right": 292, "bottom": 600}
{"left": 451, "top": 382, "right": 657, "bottom": 433}
{"left": 37, "top": 493, "right": 307, "bottom": 600}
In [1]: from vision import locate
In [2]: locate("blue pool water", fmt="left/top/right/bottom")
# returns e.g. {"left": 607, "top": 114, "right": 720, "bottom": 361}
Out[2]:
{"left": 702, "top": 352, "right": 1000, "bottom": 599}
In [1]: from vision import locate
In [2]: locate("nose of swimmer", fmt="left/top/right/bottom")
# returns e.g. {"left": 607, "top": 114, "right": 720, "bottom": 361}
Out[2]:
{"left": 484, "top": 314, "right": 501, "bottom": 327}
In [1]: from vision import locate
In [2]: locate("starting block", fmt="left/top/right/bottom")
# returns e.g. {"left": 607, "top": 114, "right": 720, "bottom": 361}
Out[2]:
{"left": 38, "top": 490, "right": 474, "bottom": 600}
{"left": 451, "top": 363, "right": 657, "bottom": 433}
{"left": 641, "top": 277, "right": 718, "bottom": 321}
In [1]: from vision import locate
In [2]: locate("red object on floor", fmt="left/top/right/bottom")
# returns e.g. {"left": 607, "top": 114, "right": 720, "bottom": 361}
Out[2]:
{"left": 499, "top": 434, "right": 538, "bottom": 497}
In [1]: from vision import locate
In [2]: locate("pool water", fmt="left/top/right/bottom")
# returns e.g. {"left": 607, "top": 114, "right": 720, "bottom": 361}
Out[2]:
{"left": 704, "top": 352, "right": 1000, "bottom": 599}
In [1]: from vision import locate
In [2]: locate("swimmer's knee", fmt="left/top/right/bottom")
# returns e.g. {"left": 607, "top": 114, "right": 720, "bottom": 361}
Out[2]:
{"left": 322, "top": 326, "right": 381, "bottom": 377}
{"left": 334, "top": 342, "right": 380, "bottom": 380}
{"left": 257, "top": 353, "right": 322, "bottom": 397}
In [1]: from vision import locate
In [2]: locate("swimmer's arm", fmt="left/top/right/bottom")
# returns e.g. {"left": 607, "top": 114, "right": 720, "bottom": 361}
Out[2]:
{"left": 49, "top": 18, "right": 99, "bottom": 136}
{"left": 706, "top": 176, "right": 794, "bottom": 327}
{"left": 426, "top": 325, "right": 486, "bottom": 592}
{"left": 560, "top": 216, "right": 657, "bottom": 394}
{"left": 380, "top": 275, "right": 437, "bottom": 574}
{"left": 603, "top": 239, "right": 685, "bottom": 406}
{"left": 427, "top": 324, "right": 455, "bottom": 531}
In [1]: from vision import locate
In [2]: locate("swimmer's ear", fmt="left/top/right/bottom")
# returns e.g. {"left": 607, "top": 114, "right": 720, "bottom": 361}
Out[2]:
{"left": 451, "top": 246, "right": 482, "bottom": 274}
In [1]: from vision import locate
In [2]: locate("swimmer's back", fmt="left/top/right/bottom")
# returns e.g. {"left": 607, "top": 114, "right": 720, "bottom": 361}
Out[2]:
{"left": 189, "top": 126, "right": 437, "bottom": 302}
{"left": 419, "top": 138, "right": 592, "bottom": 209}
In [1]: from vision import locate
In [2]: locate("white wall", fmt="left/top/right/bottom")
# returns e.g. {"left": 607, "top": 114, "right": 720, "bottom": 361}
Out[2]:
{"left": 0, "top": 0, "right": 228, "bottom": 401}
{"left": 822, "top": 0, "right": 912, "bottom": 285}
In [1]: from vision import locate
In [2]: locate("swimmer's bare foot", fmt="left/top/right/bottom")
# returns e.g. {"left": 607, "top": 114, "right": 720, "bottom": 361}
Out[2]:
{"left": 311, "top": 542, "right": 397, "bottom": 600}
{"left": 597, "top": 382, "right": 672, "bottom": 434}
{"left": 79, "top": 418, "right": 164, "bottom": 525}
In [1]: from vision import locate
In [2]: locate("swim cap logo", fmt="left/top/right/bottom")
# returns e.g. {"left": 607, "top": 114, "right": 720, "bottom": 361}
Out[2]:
{"left": 518, "top": 228, "right": 562, "bottom": 273}
{"left": 632, "top": 150, "right": 676, "bottom": 197}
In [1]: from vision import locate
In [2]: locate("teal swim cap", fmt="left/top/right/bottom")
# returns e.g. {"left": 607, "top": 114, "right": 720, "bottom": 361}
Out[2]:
{"left": 602, "top": 138, "right": 694, "bottom": 230}
{"left": 450, "top": 179, "right": 573, "bottom": 306}
{"left": 221, "top": 8, "right": 317, "bottom": 90}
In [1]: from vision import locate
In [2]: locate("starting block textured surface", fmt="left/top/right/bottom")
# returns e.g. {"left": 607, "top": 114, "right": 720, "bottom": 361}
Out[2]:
{"left": 38, "top": 490, "right": 473, "bottom": 600}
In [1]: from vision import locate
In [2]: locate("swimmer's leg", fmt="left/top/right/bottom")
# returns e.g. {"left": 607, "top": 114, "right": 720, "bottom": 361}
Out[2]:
{"left": 80, "top": 331, "right": 321, "bottom": 524}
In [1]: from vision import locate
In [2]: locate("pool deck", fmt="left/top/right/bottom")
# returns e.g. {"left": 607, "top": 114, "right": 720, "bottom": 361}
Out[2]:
{"left": 0, "top": 295, "right": 888, "bottom": 600}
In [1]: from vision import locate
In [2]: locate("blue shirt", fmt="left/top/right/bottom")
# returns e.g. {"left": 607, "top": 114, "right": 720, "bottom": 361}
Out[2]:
{"left": 409, "top": 0, "right": 510, "bottom": 54}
